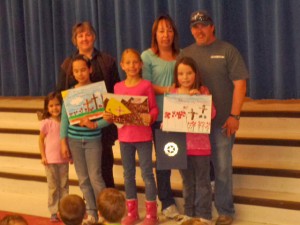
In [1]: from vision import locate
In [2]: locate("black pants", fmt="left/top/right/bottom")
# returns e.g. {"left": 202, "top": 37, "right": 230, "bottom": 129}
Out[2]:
{"left": 101, "top": 143, "right": 115, "bottom": 188}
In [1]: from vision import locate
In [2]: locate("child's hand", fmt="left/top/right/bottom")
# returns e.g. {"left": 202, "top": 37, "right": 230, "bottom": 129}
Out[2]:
{"left": 79, "top": 116, "right": 90, "bottom": 127}
{"left": 199, "top": 86, "right": 210, "bottom": 95}
{"left": 41, "top": 157, "right": 48, "bottom": 165}
{"left": 80, "top": 116, "right": 97, "bottom": 129}
{"left": 61, "top": 142, "right": 71, "bottom": 159}
{"left": 189, "top": 89, "right": 200, "bottom": 95}
{"left": 69, "top": 158, "right": 74, "bottom": 164}
{"left": 140, "top": 113, "right": 151, "bottom": 126}
{"left": 103, "top": 112, "right": 113, "bottom": 123}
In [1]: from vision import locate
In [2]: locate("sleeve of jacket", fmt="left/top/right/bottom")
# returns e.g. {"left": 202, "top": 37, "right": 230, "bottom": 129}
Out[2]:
{"left": 56, "top": 57, "right": 72, "bottom": 91}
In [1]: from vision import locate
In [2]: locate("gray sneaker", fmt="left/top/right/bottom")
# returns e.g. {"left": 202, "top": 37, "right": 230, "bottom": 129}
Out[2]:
{"left": 162, "top": 204, "right": 180, "bottom": 219}
{"left": 216, "top": 215, "right": 233, "bottom": 225}
{"left": 82, "top": 215, "right": 96, "bottom": 225}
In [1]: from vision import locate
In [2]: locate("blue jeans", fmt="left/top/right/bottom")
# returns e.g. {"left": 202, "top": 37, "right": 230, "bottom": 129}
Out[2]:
{"left": 152, "top": 122, "right": 175, "bottom": 210}
{"left": 210, "top": 127, "right": 235, "bottom": 216}
{"left": 180, "top": 156, "right": 212, "bottom": 219}
{"left": 120, "top": 141, "right": 157, "bottom": 201}
{"left": 68, "top": 137, "right": 105, "bottom": 219}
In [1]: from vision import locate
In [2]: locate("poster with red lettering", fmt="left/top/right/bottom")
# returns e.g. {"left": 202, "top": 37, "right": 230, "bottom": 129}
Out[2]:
{"left": 163, "top": 94, "right": 212, "bottom": 134}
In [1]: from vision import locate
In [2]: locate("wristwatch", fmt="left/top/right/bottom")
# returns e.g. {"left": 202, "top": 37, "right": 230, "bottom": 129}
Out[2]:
{"left": 230, "top": 114, "right": 240, "bottom": 120}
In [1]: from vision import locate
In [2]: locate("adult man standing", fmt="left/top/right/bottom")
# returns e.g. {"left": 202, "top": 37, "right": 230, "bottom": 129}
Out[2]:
{"left": 180, "top": 10, "right": 249, "bottom": 225}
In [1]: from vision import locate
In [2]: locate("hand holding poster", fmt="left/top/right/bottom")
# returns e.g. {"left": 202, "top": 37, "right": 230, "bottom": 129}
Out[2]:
{"left": 61, "top": 81, "right": 107, "bottom": 125}
{"left": 163, "top": 94, "right": 212, "bottom": 134}
{"left": 102, "top": 93, "right": 149, "bottom": 126}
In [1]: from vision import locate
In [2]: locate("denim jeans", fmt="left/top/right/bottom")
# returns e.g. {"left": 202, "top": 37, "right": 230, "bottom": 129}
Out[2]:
{"left": 68, "top": 137, "right": 105, "bottom": 219}
{"left": 120, "top": 141, "right": 157, "bottom": 201}
{"left": 180, "top": 156, "right": 212, "bottom": 219}
{"left": 210, "top": 126, "right": 235, "bottom": 216}
{"left": 45, "top": 163, "right": 69, "bottom": 214}
{"left": 152, "top": 122, "right": 176, "bottom": 210}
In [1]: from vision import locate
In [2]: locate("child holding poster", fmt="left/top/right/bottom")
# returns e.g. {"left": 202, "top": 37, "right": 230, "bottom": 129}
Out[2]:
{"left": 60, "top": 54, "right": 111, "bottom": 224}
{"left": 39, "top": 91, "right": 69, "bottom": 222}
{"left": 172, "top": 57, "right": 216, "bottom": 224}
{"left": 108, "top": 48, "right": 159, "bottom": 225}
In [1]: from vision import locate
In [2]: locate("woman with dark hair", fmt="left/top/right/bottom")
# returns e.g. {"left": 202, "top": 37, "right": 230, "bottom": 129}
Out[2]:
{"left": 141, "top": 14, "right": 182, "bottom": 221}
{"left": 56, "top": 21, "right": 120, "bottom": 191}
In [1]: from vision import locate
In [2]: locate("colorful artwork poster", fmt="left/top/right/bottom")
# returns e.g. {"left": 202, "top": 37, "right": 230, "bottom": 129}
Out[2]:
{"left": 163, "top": 94, "right": 212, "bottom": 134}
{"left": 61, "top": 81, "right": 107, "bottom": 125}
{"left": 102, "top": 93, "right": 149, "bottom": 126}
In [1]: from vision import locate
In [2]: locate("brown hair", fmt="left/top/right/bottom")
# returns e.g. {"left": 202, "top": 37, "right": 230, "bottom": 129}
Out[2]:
{"left": 97, "top": 188, "right": 126, "bottom": 223}
{"left": 174, "top": 57, "right": 202, "bottom": 89}
{"left": 42, "top": 91, "right": 62, "bottom": 119}
{"left": 59, "top": 194, "right": 86, "bottom": 225}
{"left": 151, "top": 14, "right": 179, "bottom": 57}
{"left": 0, "top": 215, "right": 28, "bottom": 225}
{"left": 71, "top": 21, "right": 96, "bottom": 46}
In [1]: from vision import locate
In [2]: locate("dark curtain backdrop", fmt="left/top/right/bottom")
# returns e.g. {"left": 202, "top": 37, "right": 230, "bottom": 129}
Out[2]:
{"left": 1, "top": 0, "right": 300, "bottom": 99}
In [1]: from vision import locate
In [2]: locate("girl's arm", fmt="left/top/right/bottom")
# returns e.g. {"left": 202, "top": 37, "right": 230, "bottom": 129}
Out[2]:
{"left": 38, "top": 132, "right": 47, "bottom": 165}
{"left": 61, "top": 138, "right": 71, "bottom": 159}
{"left": 151, "top": 83, "right": 176, "bottom": 95}
{"left": 60, "top": 104, "right": 71, "bottom": 159}
{"left": 79, "top": 116, "right": 110, "bottom": 129}
{"left": 145, "top": 83, "right": 159, "bottom": 124}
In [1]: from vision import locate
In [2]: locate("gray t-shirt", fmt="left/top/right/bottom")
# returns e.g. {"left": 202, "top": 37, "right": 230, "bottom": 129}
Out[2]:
{"left": 181, "top": 39, "right": 249, "bottom": 127}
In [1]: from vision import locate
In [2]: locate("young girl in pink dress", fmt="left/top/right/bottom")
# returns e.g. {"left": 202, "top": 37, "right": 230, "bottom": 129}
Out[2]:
{"left": 109, "top": 49, "right": 159, "bottom": 225}
{"left": 172, "top": 57, "right": 216, "bottom": 225}
{"left": 39, "top": 91, "right": 70, "bottom": 222}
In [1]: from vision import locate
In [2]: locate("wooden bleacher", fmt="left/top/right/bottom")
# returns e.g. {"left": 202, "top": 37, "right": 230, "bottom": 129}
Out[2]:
{"left": 0, "top": 97, "right": 300, "bottom": 225}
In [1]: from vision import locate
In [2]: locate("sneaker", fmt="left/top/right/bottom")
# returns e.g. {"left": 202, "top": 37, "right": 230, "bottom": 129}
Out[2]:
{"left": 82, "top": 215, "right": 96, "bottom": 225}
{"left": 176, "top": 215, "right": 190, "bottom": 224}
{"left": 216, "top": 215, "right": 233, "bottom": 225}
{"left": 162, "top": 204, "right": 180, "bottom": 219}
{"left": 50, "top": 214, "right": 60, "bottom": 222}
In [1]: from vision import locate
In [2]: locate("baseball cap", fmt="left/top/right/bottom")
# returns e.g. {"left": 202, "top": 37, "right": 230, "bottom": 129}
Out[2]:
{"left": 190, "top": 10, "right": 213, "bottom": 27}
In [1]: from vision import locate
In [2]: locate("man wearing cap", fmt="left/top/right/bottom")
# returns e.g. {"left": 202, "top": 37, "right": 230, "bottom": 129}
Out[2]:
{"left": 180, "top": 10, "right": 249, "bottom": 225}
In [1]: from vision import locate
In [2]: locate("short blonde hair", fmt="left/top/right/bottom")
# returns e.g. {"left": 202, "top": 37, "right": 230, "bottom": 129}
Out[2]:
{"left": 120, "top": 48, "right": 143, "bottom": 77}
{"left": 97, "top": 188, "right": 126, "bottom": 223}
{"left": 71, "top": 21, "right": 96, "bottom": 46}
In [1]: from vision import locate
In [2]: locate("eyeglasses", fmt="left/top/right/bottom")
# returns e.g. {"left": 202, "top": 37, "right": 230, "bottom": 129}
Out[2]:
{"left": 190, "top": 13, "right": 212, "bottom": 24}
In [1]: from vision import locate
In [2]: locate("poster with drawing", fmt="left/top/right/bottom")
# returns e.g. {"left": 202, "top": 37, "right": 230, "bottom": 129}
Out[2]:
{"left": 61, "top": 81, "right": 107, "bottom": 125}
{"left": 102, "top": 93, "right": 149, "bottom": 127}
{"left": 163, "top": 94, "right": 212, "bottom": 134}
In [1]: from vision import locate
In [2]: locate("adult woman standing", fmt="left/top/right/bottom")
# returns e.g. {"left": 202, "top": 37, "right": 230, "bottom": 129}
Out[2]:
{"left": 141, "top": 14, "right": 181, "bottom": 220}
{"left": 57, "top": 22, "right": 120, "bottom": 190}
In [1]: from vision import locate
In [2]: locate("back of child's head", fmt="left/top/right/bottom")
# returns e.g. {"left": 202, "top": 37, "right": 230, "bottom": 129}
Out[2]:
{"left": 0, "top": 214, "right": 28, "bottom": 225}
{"left": 59, "top": 194, "right": 86, "bottom": 225}
{"left": 42, "top": 91, "right": 62, "bottom": 119}
{"left": 174, "top": 56, "right": 202, "bottom": 89}
{"left": 97, "top": 188, "right": 125, "bottom": 223}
